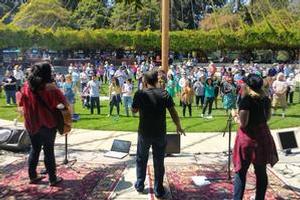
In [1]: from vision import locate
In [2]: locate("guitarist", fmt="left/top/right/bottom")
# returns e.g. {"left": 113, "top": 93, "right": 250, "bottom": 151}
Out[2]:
{"left": 17, "top": 62, "right": 68, "bottom": 186}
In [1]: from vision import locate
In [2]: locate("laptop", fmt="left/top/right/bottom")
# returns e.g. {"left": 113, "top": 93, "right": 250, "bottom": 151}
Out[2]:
{"left": 104, "top": 139, "right": 131, "bottom": 159}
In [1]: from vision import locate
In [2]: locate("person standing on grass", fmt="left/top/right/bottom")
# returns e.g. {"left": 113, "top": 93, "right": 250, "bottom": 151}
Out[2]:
{"left": 181, "top": 80, "right": 194, "bottom": 117}
{"left": 232, "top": 74, "right": 278, "bottom": 200}
{"left": 166, "top": 74, "right": 176, "bottom": 98}
{"left": 222, "top": 76, "right": 237, "bottom": 115}
{"left": 122, "top": 78, "right": 134, "bottom": 117}
{"left": 212, "top": 76, "right": 221, "bottom": 109}
{"left": 286, "top": 73, "right": 296, "bottom": 104}
{"left": 132, "top": 70, "right": 185, "bottom": 198}
{"left": 193, "top": 76, "right": 205, "bottom": 109}
{"left": 108, "top": 77, "right": 122, "bottom": 117}
{"left": 272, "top": 72, "right": 288, "bottom": 118}
{"left": 86, "top": 73, "right": 101, "bottom": 115}
{"left": 17, "top": 62, "right": 66, "bottom": 186}
{"left": 62, "top": 74, "right": 75, "bottom": 116}
{"left": 2, "top": 70, "right": 17, "bottom": 105}
{"left": 201, "top": 77, "right": 215, "bottom": 119}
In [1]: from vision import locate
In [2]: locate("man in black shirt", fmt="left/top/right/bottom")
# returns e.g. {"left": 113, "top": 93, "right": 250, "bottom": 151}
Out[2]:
{"left": 132, "top": 70, "right": 185, "bottom": 198}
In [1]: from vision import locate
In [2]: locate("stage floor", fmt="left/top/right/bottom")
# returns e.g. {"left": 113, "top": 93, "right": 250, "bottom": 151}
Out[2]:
{"left": 0, "top": 119, "right": 299, "bottom": 200}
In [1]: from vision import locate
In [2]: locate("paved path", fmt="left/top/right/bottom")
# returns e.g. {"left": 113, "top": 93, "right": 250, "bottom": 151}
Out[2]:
{"left": 0, "top": 119, "right": 299, "bottom": 199}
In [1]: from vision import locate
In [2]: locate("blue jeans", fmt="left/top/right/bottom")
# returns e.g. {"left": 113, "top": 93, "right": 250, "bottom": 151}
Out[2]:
{"left": 135, "top": 134, "right": 167, "bottom": 194}
{"left": 234, "top": 161, "right": 268, "bottom": 200}
{"left": 5, "top": 90, "right": 16, "bottom": 104}
{"left": 28, "top": 127, "right": 57, "bottom": 182}
{"left": 123, "top": 96, "right": 133, "bottom": 116}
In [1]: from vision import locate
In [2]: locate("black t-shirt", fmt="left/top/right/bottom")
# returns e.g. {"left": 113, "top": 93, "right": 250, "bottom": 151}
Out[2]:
{"left": 132, "top": 88, "right": 175, "bottom": 137}
{"left": 2, "top": 76, "right": 17, "bottom": 91}
{"left": 239, "top": 95, "right": 271, "bottom": 128}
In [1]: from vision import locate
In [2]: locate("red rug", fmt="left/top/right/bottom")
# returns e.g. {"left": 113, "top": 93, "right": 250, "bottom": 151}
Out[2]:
{"left": 148, "top": 164, "right": 300, "bottom": 200}
{"left": 0, "top": 160, "right": 126, "bottom": 200}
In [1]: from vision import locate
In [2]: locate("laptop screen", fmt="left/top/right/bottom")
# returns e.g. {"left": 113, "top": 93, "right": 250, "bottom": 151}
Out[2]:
{"left": 111, "top": 139, "right": 131, "bottom": 153}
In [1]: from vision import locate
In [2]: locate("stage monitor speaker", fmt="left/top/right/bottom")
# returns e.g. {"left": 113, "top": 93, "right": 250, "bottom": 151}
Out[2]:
{"left": 277, "top": 131, "right": 298, "bottom": 150}
{"left": 0, "top": 128, "right": 31, "bottom": 151}
{"left": 165, "top": 134, "right": 180, "bottom": 154}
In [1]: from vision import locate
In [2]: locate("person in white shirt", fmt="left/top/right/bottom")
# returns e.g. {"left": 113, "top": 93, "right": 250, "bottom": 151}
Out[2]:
{"left": 272, "top": 72, "right": 288, "bottom": 118}
{"left": 13, "top": 65, "right": 24, "bottom": 89}
{"left": 86, "top": 74, "right": 101, "bottom": 114}
{"left": 286, "top": 73, "right": 296, "bottom": 104}
{"left": 80, "top": 70, "right": 89, "bottom": 92}
{"left": 122, "top": 79, "right": 134, "bottom": 117}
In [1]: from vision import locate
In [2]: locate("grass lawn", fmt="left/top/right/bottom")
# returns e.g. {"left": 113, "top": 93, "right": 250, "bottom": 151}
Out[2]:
{"left": 0, "top": 86, "right": 299, "bottom": 132}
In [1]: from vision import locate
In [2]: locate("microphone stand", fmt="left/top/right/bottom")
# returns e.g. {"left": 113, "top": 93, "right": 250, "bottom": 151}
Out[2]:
{"left": 223, "top": 113, "right": 233, "bottom": 181}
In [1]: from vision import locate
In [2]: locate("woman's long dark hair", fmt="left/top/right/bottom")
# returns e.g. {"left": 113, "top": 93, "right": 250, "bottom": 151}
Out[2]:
{"left": 28, "top": 62, "right": 53, "bottom": 92}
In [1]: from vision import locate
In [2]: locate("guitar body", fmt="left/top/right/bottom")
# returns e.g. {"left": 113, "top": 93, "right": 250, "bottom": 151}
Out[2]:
{"left": 56, "top": 105, "right": 72, "bottom": 135}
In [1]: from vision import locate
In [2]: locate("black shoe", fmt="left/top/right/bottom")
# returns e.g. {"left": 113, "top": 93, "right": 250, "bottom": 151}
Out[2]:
{"left": 154, "top": 191, "right": 166, "bottom": 199}
{"left": 49, "top": 176, "right": 63, "bottom": 186}
{"left": 134, "top": 183, "right": 144, "bottom": 193}
{"left": 154, "top": 187, "right": 166, "bottom": 198}
{"left": 29, "top": 175, "right": 46, "bottom": 184}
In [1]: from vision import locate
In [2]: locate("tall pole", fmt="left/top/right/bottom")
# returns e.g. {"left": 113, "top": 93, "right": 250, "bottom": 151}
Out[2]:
{"left": 161, "top": 0, "right": 170, "bottom": 73}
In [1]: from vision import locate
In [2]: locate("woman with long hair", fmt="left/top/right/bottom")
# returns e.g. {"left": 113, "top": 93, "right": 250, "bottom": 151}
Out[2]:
{"left": 232, "top": 74, "right": 278, "bottom": 200}
{"left": 181, "top": 80, "right": 194, "bottom": 117}
{"left": 17, "top": 62, "right": 67, "bottom": 186}
{"left": 108, "top": 77, "right": 122, "bottom": 117}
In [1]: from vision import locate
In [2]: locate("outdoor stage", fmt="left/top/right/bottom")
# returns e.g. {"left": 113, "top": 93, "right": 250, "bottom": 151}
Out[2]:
{"left": 0, "top": 119, "right": 299, "bottom": 200}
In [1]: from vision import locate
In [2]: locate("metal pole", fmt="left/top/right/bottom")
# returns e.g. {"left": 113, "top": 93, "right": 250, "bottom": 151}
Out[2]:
{"left": 161, "top": 0, "right": 170, "bottom": 73}
{"left": 63, "top": 134, "right": 68, "bottom": 164}
{"left": 227, "top": 115, "right": 232, "bottom": 180}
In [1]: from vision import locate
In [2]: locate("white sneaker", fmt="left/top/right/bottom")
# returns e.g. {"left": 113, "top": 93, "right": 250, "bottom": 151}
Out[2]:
{"left": 200, "top": 114, "right": 204, "bottom": 118}
{"left": 281, "top": 113, "right": 285, "bottom": 118}
{"left": 207, "top": 115, "right": 213, "bottom": 119}
{"left": 107, "top": 114, "right": 111, "bottom": 117}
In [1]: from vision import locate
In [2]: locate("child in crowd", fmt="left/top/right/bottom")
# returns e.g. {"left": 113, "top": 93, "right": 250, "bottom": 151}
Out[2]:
{"left": 202, "top": 77, "right": 215, "bottom": 119}
{"left": 108, "top": 77, "right": 122, "bottom": 117}
{"left": 181, "top": 80, "right": 194, "bottom": 117}
{"left": 122, "top": 79, "right": 134, "bottom": 117}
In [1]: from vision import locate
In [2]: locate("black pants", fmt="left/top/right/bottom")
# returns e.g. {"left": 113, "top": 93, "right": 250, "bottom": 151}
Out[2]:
{"left": 182, "top": 103, "right": 192, "bottom": 117}
{"left": 286, "top": 91, "right": 294, "bottom": 104}
{"left": 28, "top": 127, "right": 57, "bottom": 182}
{"left": 110, "top": 96, "right": 120, "bottom": 115}
{"left": 234, "top": 161, "right": 268, "bottom": 200}
{"left": 135, "top": 135, "right": 166, "bottom": 194}
{"left": 90, "top": 96, "right": 100, "bottom": 114}
{"left": 202, "top": 97, "right": 214, "bottom": 115}
{"left": 195, "top": 95, "right": 204, "bottom": 107}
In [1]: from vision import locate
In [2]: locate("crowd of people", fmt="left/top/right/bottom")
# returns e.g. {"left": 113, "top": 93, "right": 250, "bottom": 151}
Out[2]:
{"left": 49, "top": 59, "right": 299, "bottom": 119}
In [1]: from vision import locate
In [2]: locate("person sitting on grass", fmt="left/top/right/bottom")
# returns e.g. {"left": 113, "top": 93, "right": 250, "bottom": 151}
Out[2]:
{"left": 201, "top": 77, "right": 215, "bottom": 119}
{"left": 108, "top": 77, "right": 122, "bottom": 117}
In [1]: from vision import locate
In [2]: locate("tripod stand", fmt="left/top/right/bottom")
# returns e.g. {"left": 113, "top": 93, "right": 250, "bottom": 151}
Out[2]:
{"left": 203, "top": 114, "right": 233, "bottom": 182}
{"left": 62, "top": 133, "right": 77, "bottom": 167}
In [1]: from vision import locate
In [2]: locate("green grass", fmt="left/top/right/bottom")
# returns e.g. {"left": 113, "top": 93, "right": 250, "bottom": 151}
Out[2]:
{"left": 0, "top": 87, "right": 300, "bottom": 132}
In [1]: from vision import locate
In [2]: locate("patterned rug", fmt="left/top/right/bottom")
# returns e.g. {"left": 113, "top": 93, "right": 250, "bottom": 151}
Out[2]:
{"left": 0, "top": 160, "right": 126, "bottom": 200}
{"left": 148, "top": 164, "right": 300, "bottom": 200}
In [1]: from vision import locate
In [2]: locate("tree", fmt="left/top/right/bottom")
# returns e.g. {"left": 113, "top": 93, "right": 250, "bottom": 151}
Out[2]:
{"left": 12, "top": 0, "right": 71, "bottom": 29}
{"left": 109, "top": 0, "right": 160, "bottom": 31}
{"left": 71, "top": 0, "right": 109, "bottom": 29}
